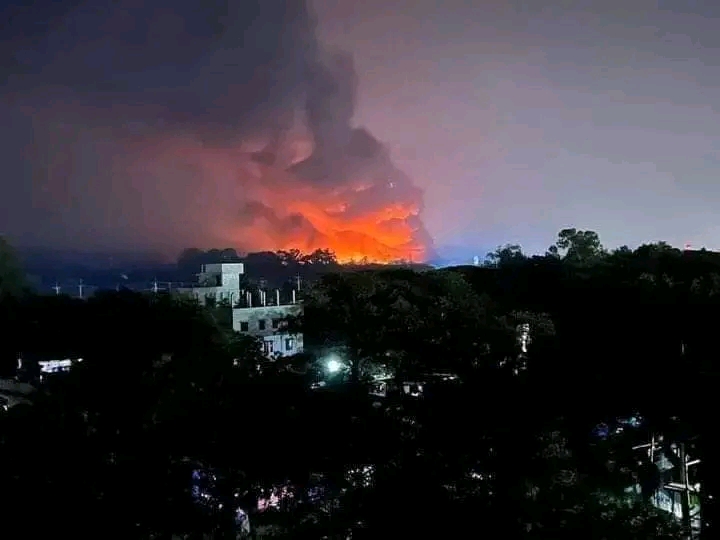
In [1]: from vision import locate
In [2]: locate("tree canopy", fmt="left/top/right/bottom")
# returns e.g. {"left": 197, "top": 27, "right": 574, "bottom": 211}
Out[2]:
{"left": 0, "top": 235, "right": 26, "bottom": 297}
{"left": 0, "top": 230, "right": 713, "bottom": 538}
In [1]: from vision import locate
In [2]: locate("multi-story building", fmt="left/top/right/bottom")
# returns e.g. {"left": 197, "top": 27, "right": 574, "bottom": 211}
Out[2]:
{"left": 178, "top": 263, "right": 303, "bottom": 358}
{"left": 176, "top": 263, "right": 245, "bottom": 306}
{"left": 232, "top": 300, "right": 304, "bottom": 358}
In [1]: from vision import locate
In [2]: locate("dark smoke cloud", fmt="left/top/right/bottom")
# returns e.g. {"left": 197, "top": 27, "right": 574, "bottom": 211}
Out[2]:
{"left": 0, "top": 0, "right": 431, "bottom": 260}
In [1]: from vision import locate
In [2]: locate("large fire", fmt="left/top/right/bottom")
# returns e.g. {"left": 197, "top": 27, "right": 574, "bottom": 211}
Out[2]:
{"left": 8, "top": 1, "right": 434, "bottom": 263}
{"left": 142, "top": 127, "right": 432, "bottom": 264}
{"left": 236, "top": 157, "right": 429, "bottom": 264}
{"left": 217, "top": 49, "right": 431, "bottom": 264}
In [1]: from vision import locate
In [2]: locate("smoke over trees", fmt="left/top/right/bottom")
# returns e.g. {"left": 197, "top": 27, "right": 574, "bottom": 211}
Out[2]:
{"left": 1, "top": 1, "right": 432, "bottom": 262}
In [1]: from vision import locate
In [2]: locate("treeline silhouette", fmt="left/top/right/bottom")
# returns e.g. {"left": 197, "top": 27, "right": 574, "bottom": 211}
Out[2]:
{"left": 0, "top": 230, "right": 716, "bottom": 538}
{"left": 176, "top": 247, "right": 430, "bottom": 289}
{"left": 17, "top": 245, "right": 430, "bottom": 294}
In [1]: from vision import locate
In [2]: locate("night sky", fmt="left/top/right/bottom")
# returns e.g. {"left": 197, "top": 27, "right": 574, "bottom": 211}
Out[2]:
{"left": 2, "top": 0, "right": 719, "bottom": 261}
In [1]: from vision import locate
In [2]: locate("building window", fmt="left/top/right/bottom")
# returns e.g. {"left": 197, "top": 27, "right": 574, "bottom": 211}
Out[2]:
{"left": 240, "top": 322, "right": 249, "bottom": 332}
{"left": 272, "top": 318, "right": 280, "bottom": 329}
{"left": 258, "top": 319, "right": 266, "bottom": 330}
{"left": 263, "top": 341, "right": 274, "bottom": 355}
{"left": 285, "top": 338, "right": 294, "bottom": 351}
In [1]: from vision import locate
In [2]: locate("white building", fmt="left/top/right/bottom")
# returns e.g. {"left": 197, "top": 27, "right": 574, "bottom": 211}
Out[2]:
{"left": 233, "top": 301, "right": 304, "bottom": 358}
{"left": 177, "top": 262, "right": 304, "bottom": 358}
{"left": 176, "top": 263, "right": 245, "bottom": 306}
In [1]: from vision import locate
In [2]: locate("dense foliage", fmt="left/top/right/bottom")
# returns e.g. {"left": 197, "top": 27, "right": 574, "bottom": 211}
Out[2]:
{"left": 0, "top": 230, "right": 715, "bottom": 538}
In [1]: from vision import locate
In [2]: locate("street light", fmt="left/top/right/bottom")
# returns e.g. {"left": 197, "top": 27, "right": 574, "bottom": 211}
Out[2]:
{"left": 326, "top": 356, "right": 342, "bottom": 374}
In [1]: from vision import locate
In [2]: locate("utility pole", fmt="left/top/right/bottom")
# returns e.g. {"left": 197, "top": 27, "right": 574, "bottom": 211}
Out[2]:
{"left": 296, "top": 273, "right": 302, "bottom": 291}
{"left": 152, "top": 278, "right": 159, "bottom": 294}
{"left": 633, "top": 437, "right": 701, "bottom": 538}
{"left": 52, "top": 282, "right": 61, "bottom": 295}
{"left": 650, "top": 433, "right": 656, "bottom": 466}
{"left": 679, "top": 443, "right": 692, "bottom": 535}
{"left": 78, "top": 279, "right": 84, "bottom": 299}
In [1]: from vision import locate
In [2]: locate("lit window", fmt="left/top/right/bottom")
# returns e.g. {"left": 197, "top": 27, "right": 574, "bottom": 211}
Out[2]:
{"left": 285, "top": 338, "right": 294, "bottom": 351}
{"left": 240, "top": 322, "right": 249, "bottom": 332}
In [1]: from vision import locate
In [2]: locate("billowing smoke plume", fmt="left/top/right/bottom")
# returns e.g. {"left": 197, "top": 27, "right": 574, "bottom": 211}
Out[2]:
{"left": 0, "top": 0, "right": 433, "bottom": 262}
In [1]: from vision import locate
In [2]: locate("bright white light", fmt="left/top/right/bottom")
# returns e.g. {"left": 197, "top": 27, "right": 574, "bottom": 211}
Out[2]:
{"left": 326, "top": 358, "right": 342, "bottom": 373}
{"left": 38, "top": 359, "right": 73, "bottom": 373}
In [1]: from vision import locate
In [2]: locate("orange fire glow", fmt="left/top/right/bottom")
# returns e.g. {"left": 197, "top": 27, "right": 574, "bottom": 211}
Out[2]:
{"left": 131, "top": 136, "right": 430, "bottom": 264}
{"left": 234, "top": 160, "right": 429, "bottom": 263}
{"left": 163, "top": 141, "right": 428, "bottom": 263}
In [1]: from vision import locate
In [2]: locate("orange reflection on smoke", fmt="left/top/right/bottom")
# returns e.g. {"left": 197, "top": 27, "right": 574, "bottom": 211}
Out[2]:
{"left": 132, "top": 139, "right": 429, "bottom": 264}
{"left": 235, "top": 162, "right": 428, "bottom": 263}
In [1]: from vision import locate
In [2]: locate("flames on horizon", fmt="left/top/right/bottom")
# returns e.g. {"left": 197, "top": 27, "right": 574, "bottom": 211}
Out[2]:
{"left": 2, "top": 1, "right": 433, "bottom": 263}
{"left": 156, "top": 128, "right": 432, "bottom": 264}
{"left": 125, "top": 51, "right": 433, "bottom": 264}
{"left": 236, "top": 157, "right": 430, "bottom": 264}
{"left": 244, "top": 142, "right": 430, "bottom": 264}
{"left": 209, "top": 51, "right": 433, "bottom": 264}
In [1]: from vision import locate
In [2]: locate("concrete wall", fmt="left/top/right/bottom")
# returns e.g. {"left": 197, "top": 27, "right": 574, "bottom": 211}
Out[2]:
{"left": 178, "top": 263, "right": 246, "bottom": 306}
{"left": 220, "top": 271, "right": 241, "bottom": 289}
{"left": 176, "top": 286, "right": 242, "bottom": 306}
{"left": 201, "top": 263, "right": 244, "bottom": 275}
{"left": 232, "top": 304, "right": 304, "bottom": 357}
{"left": 232, "top": 304, "right": 302, "bottom": 332}
{"left": 260, "top": 333, "right": 304, "bottom": 357}
{"left": 197, "top": 267, "right": 241, "bottom": 289}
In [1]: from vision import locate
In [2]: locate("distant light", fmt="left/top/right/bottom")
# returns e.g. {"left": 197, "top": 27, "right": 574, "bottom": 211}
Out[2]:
{"left": 326, "top": 357, "right": 342, "bottom": 373}
{"left": 38, "top": 359, "right": 73, "bottom": 373}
